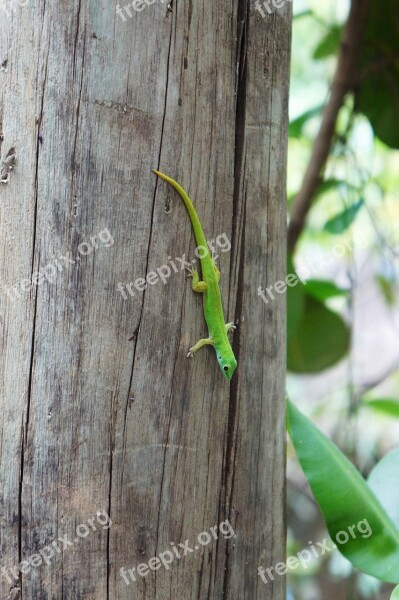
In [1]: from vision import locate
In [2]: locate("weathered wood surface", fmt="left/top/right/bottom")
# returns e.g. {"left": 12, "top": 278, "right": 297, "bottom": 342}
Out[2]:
{"left": 0, "top": 0, "right": 291, "bottom": 598}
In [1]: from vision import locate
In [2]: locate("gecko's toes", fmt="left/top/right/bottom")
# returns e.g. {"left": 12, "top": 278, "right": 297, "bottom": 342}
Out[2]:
{"left": 187, "top": 350, "right": 194, "bottom": 358}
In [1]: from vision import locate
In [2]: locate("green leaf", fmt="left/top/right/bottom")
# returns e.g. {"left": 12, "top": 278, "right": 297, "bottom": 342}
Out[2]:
{"left": 363, "top": 399, "right": 399, "bottom": 419}
{"left": 305, "top": 279, "right": 348, "bottom": 303}
{"left": 368, "top": 447, "right": 399, "bottom": 530}
{"left": 287, "top": 295, "right": 349, "bottom": 373}
{"left": 356, "top": 0, "right": 399, "bottom": 148}
{"left": 324, "top": 200, "right": 364, "bottom": 234}
{"left": 313, "top": 25, "right": 343, "bottom": 60}
{"left": 357, "top": 68, "right": 399, "bottom": 149}
{"left": 289, "top": 105, "right": 323, "bottom": 138}
{"left": 287, "top": 401, "right": 399, "bottom": 583}
{"left": 287, "top": 255, "right": 305, "bottom": 340}
{"left": 391, "top": 585, "right": 399, "bottom": 599}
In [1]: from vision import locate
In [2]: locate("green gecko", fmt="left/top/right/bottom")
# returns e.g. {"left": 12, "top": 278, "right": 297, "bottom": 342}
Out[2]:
{"left": 152, "top": 170, "right": 237, "bottom": 380}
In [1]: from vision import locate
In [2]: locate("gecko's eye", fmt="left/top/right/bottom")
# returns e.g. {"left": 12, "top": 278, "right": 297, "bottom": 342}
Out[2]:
{"left": 223, "top": 366, "right": 229, "bottom": 372}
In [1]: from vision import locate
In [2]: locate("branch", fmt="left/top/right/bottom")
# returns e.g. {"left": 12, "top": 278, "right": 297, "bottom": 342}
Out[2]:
{"left": 287, "top": 0, "right": 371, "bottom": 254}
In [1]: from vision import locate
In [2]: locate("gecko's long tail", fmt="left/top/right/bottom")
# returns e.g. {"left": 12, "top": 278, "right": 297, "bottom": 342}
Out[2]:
{"left": 152, "top": 170, "right": 209, "bottom": 251}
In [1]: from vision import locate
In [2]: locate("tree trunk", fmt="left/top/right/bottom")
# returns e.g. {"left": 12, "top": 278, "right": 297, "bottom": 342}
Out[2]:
{"left": 0, "top": 1, "right": 291, "bottom": 599}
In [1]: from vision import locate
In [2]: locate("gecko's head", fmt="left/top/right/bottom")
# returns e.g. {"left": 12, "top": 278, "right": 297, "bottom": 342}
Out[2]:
{"left": 217, "top": 353, "right": 237, "bottom": 380}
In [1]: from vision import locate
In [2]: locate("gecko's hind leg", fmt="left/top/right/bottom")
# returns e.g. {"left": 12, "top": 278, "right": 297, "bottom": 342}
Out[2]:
{"left": 186, "top": 266, "right": 207, "bottom": 293}
{"left": 187, "top": 337, "right": 213, "bottom": 358}
{"left": 225, "top": 322, "right": 236, "bottom": 333}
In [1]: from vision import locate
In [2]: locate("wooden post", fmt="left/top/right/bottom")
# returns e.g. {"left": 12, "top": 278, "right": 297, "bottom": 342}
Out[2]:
{"left": 0, "top": 0, "right": 291, "bottom": 598}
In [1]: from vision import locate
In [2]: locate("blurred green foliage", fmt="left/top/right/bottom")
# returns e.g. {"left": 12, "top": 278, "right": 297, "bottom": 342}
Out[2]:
{"left": 287, "top": 1, "right": 399, "bottom": 598}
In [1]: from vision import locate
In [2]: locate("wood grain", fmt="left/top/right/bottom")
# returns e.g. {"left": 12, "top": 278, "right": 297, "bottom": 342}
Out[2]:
{"left": 0, "top": 0, "right": 291, "bottom": 598}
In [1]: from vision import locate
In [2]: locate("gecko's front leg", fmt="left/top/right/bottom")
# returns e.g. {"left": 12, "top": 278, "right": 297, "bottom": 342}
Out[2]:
{"left": 187, "top": 337, "right": 213, "bottom": 358}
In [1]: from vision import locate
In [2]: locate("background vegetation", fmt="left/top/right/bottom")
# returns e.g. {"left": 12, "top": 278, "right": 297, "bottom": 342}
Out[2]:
{"left": 287, "top": 1, "right": 399, "bottom": 598}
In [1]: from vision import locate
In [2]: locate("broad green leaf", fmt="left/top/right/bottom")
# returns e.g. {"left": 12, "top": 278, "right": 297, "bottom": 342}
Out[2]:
{"left": 357, "top": 69, "right": 399, "bottom": 149}
{"left": 391, "top": 585, "right": 399, "bottom": 599}
{"left": 287, "top": 401, "right": 399, "bottom": 583}
{"left": 356, "top": 0, "right": 399, "bottom": 148}
{"left": 287, "top": 295, "right": 349, "bottom": 373}
{"left": 363, "top": 399, "right": 399, "bottom": 419}
{"left": 313, "top": 25, "right": 343, "bottom": 60}
{"left": 305, "top": 279, "right": 348, "bottom": 303}
{"left": 287, "top": 255, "right": 305, "bottom": 340}
{"left": 324, "top": 200, "right": 364, "bottom": 234}
{"left": 368, "top": 447, "right": 399, "bottom": 529}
